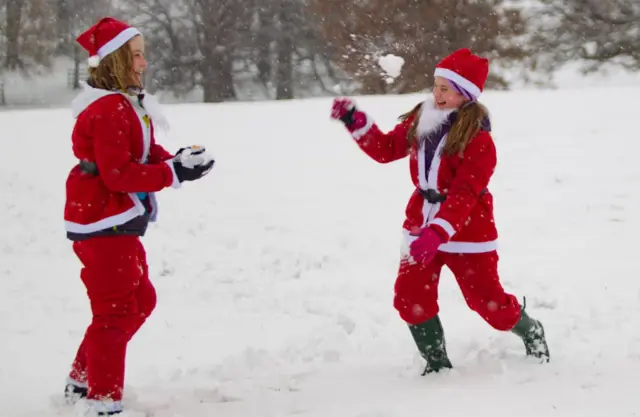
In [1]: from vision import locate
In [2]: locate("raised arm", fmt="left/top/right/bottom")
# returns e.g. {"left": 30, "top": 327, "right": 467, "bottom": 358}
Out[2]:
{"left": 331, "top": 98, "right": 411, "bottom": 164}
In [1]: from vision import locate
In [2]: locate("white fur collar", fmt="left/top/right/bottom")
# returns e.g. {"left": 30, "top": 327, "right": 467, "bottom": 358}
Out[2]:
{"left": 416, "top": 94, "right": 455, "bottom": 139}
{"left": 140, "top": 93, "right": 170, "bottom": 132}
{"left": 70, "top": 82, "right": 117, "bottom": 119}
{"left": 70, "top": 82, "right": 170, "bottom": 132}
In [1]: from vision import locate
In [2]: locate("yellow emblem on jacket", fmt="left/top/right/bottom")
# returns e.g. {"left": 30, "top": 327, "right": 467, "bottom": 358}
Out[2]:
{"left": 142, "top": 114, "right": 150, "bottom": 128}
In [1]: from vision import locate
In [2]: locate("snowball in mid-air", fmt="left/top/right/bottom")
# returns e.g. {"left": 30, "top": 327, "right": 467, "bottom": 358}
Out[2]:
{"left": 377, "top": 54, "right": 405, "bottom": 80}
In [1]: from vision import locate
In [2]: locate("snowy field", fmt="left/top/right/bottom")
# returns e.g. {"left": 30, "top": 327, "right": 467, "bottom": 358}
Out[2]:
{"left": 2, "top": 86, "right": 640, "bottom": 416}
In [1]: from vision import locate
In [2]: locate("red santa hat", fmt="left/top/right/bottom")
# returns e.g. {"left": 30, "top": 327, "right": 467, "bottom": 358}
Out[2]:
{"left": 433, "top": 48, "right": 489, "bottom": 99}
{"left": 76, "top": 17, "right": 141, "bottom": 68}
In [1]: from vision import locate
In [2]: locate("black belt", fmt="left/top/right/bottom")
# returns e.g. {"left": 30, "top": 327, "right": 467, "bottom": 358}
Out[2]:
{"left": 418, "top": 188, "right": 488, "bottom": 204}
{"left": 419, "top": 188, "right": 446, "bottom": 203}
{"left": 79, "top": 160, "right": 99, "bottom": 175}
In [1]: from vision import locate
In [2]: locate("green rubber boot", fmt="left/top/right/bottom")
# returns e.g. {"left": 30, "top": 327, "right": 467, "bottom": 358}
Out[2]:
{"left": 408, "top": 315, "right": 453, "bottom": 375}
{"left": 511, "top": 297, "right": 550, "bottom": 362}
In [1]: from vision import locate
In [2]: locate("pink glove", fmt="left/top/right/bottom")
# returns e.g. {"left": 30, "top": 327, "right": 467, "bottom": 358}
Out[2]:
{"left": 331, "top": 97, "right": 354, "bottom": 120}
{"left": 330, "top": 97, "right": 368, "bottom": 132}
{"left": 409, "top": 226, "right": 447, "bottom": 264}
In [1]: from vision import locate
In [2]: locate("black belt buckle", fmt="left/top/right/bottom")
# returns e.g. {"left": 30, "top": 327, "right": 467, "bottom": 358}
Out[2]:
{"left": 419, "top": 188, "right": 446, "bottom": 204}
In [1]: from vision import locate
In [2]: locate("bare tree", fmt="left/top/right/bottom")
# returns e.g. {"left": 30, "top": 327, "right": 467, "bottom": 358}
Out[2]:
{"left": 308, "top": 0, "right": 529, "bottom": 95}
{"left": 55, "top": 0, "right": 114, "bottom": 88}
{"left": 192, "top": 0, "right": 248, "bottom": 102}
{"left": 120, "top": 0, "right": 251, "bottom": 102}
{"left": 0, "top": 0, "right": 57, "bottom": 72}
{"left": 117, "top": 0, "right": 200, "bottom": 96}
{"left": 254, "top": 3, "right": 273, "bottom": 87}
{"left": 4, "top": 0, "right": 23, "bottom": 69}
{"left": 55, "top": 0, "right": 112, "bottom": 55}
{"left": 274, "top": 0, "right": 295, "bottom": 99}
{"left": 244, "top": 0, "right": 342, "bottom": 99}
{"left": 528, "top": 0, "right": 640, "bottom": 74}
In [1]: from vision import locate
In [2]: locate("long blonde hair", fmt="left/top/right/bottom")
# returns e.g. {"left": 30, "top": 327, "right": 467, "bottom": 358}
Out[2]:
{"left": 87, "top": 41, "right": 136, "bottom": 92}
{"left": 399, "top": 101, "right": 490, "bottom": 156}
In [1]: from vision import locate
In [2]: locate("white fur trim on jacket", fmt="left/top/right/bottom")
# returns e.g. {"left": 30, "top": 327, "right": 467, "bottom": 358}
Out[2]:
{"left": 65, "top": 192, "right": 147, "bottom": 234}
{"left": 428, "top": 217, "right": 456, "bottom": 239}
{"left": 141, "top": 92, "right": 170, "bottom": 132}
{"left": 71, "top": 82, "right": 119, "bottom": 118}
{"left": 165, "top": 160, "right": 181, "bottom": 189}
{"left": 402, "top": 229, "right": 497, "bottom": 254}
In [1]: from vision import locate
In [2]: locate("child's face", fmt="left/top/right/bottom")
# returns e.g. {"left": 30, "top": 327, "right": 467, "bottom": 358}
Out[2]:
{"left": 129, "top": 35, "right": 147, "bottom": 88}
{"left": 432, "top": 76, "right": 468, "bottom": 110}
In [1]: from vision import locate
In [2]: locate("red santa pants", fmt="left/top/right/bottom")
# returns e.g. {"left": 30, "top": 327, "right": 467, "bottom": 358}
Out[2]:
{"left": 393, "top": 251, "right": 521, "bottom": 330}
{"left": 68, "top": 235, "right": 156, "bottom": 401}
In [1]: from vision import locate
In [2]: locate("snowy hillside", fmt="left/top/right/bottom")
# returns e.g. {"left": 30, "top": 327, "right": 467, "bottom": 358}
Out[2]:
{"left": 2, "top": 87, "right": 640, "bottom": 416}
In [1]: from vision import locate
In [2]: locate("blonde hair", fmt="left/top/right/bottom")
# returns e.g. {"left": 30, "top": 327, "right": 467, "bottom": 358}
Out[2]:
{"left": 87, "top": 40, "right": 136, "bottom": 91}
{"left": 399, "top": 101, "right": 490, "bottom": 156}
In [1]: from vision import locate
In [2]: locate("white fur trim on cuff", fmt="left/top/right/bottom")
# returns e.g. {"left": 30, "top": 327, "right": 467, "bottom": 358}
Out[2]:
{"left": 428, "top": 217, "right": 456, "bottom": 239}
{"left": 351, "top": 114, "right": 374, "bottom": 140}
{"left": 434, "top": 67, "right": 481, "bottom": 98}
{"left": 165, "top": 160, "right": 181, "bottom": 189}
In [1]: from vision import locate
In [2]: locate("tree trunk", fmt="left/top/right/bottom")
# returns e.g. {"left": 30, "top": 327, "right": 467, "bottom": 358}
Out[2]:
{"left": 57, "top": 0, "right": 70, "bottom": 55}
{"left": 275, "top": 0, "right": 294, "bottom": 99}
{"left": 256, "top": 7, "right": 272, "bottom": 86}
{"left": 200, "top": 50, "right": 236, "bottom": 103}
{"left": 5, "top": 0, "right": 24, "bottom": 70}
{"left": 195, "top": 0, "right": 238, "bottom": 102}
{"left": 73, "top": 43, "right": 81, "bottom": 89}
{"left": 275, "top": 37, "right": 293, "bottom": 99}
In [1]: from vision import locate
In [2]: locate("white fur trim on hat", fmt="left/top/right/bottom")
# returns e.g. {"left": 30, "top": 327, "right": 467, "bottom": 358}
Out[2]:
{"left": 97, "top": 26, "right": 141, "bottom": 58}
{"left": 434, "top": 67, "right": 481, "bottom": 98}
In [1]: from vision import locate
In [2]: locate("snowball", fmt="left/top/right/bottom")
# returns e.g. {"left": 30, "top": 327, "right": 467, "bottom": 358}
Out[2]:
{"left": 377, "top": 54, "right": 405, "bottom": 80}
{"left": 179, "top": 146, "right": 214, "bottom": 169}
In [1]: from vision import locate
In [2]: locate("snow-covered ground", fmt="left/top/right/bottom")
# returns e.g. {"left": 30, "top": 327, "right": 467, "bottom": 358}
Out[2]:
{"left": 2, "top": 86, "right": 640, "bottom": 416}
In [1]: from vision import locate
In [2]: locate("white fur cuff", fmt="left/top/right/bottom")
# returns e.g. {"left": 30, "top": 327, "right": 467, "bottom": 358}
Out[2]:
{"left": 428, "top": 217, "right": 456, "bottom": 239}
{"left": 351, "top": 114, "right": 374, "bottom": 141}
{"left": 165, "top": 160, "right": 181, "bottom": 189}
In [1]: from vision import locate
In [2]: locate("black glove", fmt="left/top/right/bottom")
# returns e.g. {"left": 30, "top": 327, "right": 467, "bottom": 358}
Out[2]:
{"left": 173, "top": 159, "right": 214, "bottom": 182}
{"left": 172, "top": 146, "right": 214, "bottom": 183}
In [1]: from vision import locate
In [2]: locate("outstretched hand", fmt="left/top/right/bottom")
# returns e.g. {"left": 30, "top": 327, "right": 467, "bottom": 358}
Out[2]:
{"left": 330, "top": 97, "right": 355, "bottom": 122}
{"left": 330, "top": 97, "right": 368, "bottom": 133}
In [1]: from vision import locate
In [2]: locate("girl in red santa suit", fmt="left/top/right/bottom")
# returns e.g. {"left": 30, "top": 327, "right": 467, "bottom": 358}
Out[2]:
{"left": 330, "top": 48, "right": 549, "bottom": 374}
{"left": 62, "top": 17, "right": 214, "bottom": 415}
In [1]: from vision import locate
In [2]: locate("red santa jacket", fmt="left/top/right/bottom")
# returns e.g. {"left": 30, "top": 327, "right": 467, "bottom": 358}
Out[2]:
{"left": 64, "top": 83, "right": 180, "bottom": 240}
{"left": 349, "top": 95, "right": 498, "bottom": 254}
